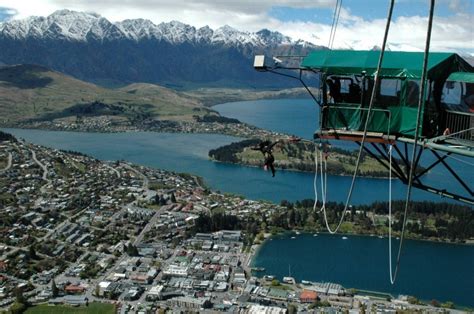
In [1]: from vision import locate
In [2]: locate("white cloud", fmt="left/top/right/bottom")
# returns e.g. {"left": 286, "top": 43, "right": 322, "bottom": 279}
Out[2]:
{"left": 0, "top": 0, "right": 472, "bottom": 53}
{"left": 275, "top": 11, "right": 473, "bottom": 53}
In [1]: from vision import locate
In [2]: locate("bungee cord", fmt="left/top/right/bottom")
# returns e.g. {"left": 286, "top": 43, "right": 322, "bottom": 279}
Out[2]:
{"left": 318, "top": 0, "right": 396, "bottom": 234}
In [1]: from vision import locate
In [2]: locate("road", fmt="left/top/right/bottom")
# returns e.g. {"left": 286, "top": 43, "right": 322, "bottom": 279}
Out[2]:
{"left": 133, "top": 208, "right": 163, "bottom": 246}
{"left": 31, "top": 149, "right": 48, "bottom": 181}
{"left": 122, "top": 163, "right": 148, "bottom": 190}
{"left": 105, "top": 163, "right": 121, "bottom": 178}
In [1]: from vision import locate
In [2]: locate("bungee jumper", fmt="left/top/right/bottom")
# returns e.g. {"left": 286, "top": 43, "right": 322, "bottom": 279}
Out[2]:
{"left": 252, "top": 136, "right": 301, "bottom": 177}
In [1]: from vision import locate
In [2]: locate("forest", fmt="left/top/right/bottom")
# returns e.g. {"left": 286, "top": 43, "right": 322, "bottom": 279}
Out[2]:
{"left": 193, "top": 199, "right": 474, "bottom": 244}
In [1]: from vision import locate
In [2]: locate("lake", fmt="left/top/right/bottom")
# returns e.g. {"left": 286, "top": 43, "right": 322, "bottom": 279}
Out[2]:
{"left": 3, "top": 98, "right": 473, "bottom": 307}
{"left": 4, "top": 97, "right": 473, "bottom": 205}
{"left": 251, "top": 233, "right": 474, "bottom": 307}
{"left": 3, "top": 127, "right": 455, "bottom": 205}
{"left": 214, "top": 98, "right": 474, "bottom": 205}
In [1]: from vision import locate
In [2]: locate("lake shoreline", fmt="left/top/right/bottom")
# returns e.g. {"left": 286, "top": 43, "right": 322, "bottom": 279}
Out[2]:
{"left": 208, "top": 157, "right": 393, "bottom": 180}
{"left": 251, "top": 232, "right": 474, "bottom": 308}
{"left": 254, "top": 230, "right": 474, "bottom": 253}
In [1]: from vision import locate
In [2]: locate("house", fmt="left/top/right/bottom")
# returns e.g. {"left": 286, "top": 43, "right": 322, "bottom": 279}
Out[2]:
{"left": 64, "top": 284, "right": 86, "bottom": 294}
{"left": 300, "top": 289, "right": 318, "bottom": 303}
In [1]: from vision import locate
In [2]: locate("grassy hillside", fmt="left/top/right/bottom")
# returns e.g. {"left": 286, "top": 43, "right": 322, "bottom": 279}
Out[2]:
{"left": 0, "top": 64, "right": 204, "bottom": 124}
{"left": 209, "top": 139, "right": 391, "bottom": 177}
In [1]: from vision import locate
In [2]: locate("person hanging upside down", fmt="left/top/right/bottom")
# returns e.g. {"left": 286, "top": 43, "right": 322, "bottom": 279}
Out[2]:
{"left": 251, "top": 136, "right": 301, "bottom": 177}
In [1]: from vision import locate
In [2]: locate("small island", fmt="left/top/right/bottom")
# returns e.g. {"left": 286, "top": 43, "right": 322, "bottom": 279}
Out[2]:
{"left": 209, "top": 139, "right": 394, "bottom": 178}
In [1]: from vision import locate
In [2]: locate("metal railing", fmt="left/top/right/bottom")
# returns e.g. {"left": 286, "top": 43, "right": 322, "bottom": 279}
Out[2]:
{"left": 445, "top": 110, "right": 474, "bottom": 140}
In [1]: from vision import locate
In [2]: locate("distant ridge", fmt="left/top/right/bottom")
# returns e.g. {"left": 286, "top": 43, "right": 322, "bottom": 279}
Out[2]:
{"left": 0, "top": 64, "right": 202, "bottom": 123}
{"left": 0, "top": 10, "right": 324, "bottom": 88}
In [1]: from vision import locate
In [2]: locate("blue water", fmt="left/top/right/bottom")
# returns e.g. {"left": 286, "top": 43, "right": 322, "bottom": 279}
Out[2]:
{"left": 3, "top": 98, "right": 473, "bottom": 306}
{"left": 4, "top": 97, "right": 473, "bottom": 205}
{"left": 2, "top": 127, "right": 458, "bottom": 205}
{"left": 214, "top": 98, "right": 319, "bottom": 140}
{"left": 214, "top": 98, "right": 474, "bottom": 205}
{"left": 252, "top": 233, "right": 474, "bottom": 307}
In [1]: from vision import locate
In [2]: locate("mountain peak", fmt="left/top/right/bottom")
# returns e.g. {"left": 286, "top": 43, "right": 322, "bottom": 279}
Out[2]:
{"left": 0, "top": 10, "right": 313, "bottom": 47}
{"left": 50, "top": 9, "right": 99, "bottom": 18}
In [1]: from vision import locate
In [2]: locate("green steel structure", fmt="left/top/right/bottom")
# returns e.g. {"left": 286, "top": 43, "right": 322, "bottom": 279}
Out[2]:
{"left": 254, "top": 50, "right": 474, "bottom": 204}
{"left": 300, "top": 50, "right": 472, "bottom": 138}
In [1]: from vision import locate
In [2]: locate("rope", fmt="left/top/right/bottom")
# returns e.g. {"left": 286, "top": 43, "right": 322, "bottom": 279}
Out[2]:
{"left": 330, "top": 0, "right": 343, "bottom": 49}
{"left": 313, "top": 142, "right": 319, "bottom": 211}
{"left": 388, "top": 144, "right": 395, "bottom": 284}
{"left": 328, "top": 0, "right": 343, "bottom": 49}
{"left": 327, "top": 0, "right": 339, "bottom": 48}
{"left": 313, "top": 141, "right": 328, "bottom": 214}
{"left": 391, "top": 0, "right": 436, "bottom": 283}
{"left": 320, "top": 147, "right": 328, "bottom": 211}
{"left": 319, "top": 0, "right": 395, "bottom": 234}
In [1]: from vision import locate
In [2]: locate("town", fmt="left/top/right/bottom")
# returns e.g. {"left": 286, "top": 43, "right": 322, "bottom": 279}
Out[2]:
{"left": 8, "top": 114, "right": 281, "bottom": 140}
{"left": 0, "top": 133, "right": 465, "bottom": 313}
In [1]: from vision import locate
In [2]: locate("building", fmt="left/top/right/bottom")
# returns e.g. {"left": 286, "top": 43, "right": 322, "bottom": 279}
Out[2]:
{"left": 267, "top": 288, "right": 288, "bottom": 302}
{"left": 220, "top": 230, "right": 241, "bottom": 242}
{"left": 146, "top": 285, "right": 164, "bottom": 301}
{"left": 300, "top": 289, "right": 318, "bottom": 303}
{"left": 163, "top": 264, "right": 188, "bottom": 277}
{"left": 245, "top": 304, "right": 286, "bottom": 314}
{"left": 64, "top": 284, "right": 86, "bottom": 294}
{"left": 123, "top": 286, "right": 143, "bottom": 301}
{"left": 167, "top": 296, "right": 212, "bottom": 309}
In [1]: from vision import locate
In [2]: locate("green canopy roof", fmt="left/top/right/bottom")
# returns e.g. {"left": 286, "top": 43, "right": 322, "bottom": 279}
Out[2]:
{"left": 301, "top": 50, "right": 472, "bottom": 79}
{"left": 446, "top": 72, "right": 474, "bottom": 83}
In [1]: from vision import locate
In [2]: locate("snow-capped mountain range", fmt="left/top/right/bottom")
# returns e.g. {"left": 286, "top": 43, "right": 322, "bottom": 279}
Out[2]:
{"left": 0, "top": 9, "right": 305, "bottom": 47}
{"left": 0, "top": 10, "right": 319, "bottom": 87}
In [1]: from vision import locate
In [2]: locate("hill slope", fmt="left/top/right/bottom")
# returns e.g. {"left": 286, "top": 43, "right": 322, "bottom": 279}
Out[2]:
{"left": 0, "top": 64, "right": 204, "bottom": 125}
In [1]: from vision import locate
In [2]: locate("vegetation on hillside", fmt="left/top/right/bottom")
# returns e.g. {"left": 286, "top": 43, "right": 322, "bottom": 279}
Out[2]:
{"left": 0, "top": 130, "right": 17, "bottom": 142}
{"left": 0, "top": 64, "right": 203, "bottom": 125}
{"left": 209, "top": 139, "right": 392, "bottom": 177}
{"left": 193, "top": 200, "right": 474, "bottom": 244}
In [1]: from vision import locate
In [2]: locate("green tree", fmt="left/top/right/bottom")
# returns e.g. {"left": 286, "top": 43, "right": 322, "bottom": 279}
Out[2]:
{"left": 9, "top": 301, "right": 27, "bottom": 314}
{"left": 14, "top": 288, "right": 26, "bottom": 305}
{"left": 51, "top": 279, "right": 58, "bottom": 297}
{"left": 11, "top": 288, "right": 28, "bottom": 314}
{"left": 170, "top": 192, "right": 177, "bottom": 203}
{"left": 287, "top": 304, "right": 297, "bottom": 314}
{"left": 94, "top": 285, "right": 100, "bottom": 297}
{"left": 441, "top": 301, "right": 455, "bottom": 309}
{"left": 28, "top": 245, "right": 37, "bottom": 259}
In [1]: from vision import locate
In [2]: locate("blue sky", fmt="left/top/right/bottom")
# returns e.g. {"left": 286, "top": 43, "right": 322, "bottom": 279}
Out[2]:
{"left": 269, "top": 0, "right": 472, "bottom": 22}
{"left": 0, "top": 0, "right": 472, "bottom": 53}
{"left": 0, "top": 7, "right": 15, "bottom": 21}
